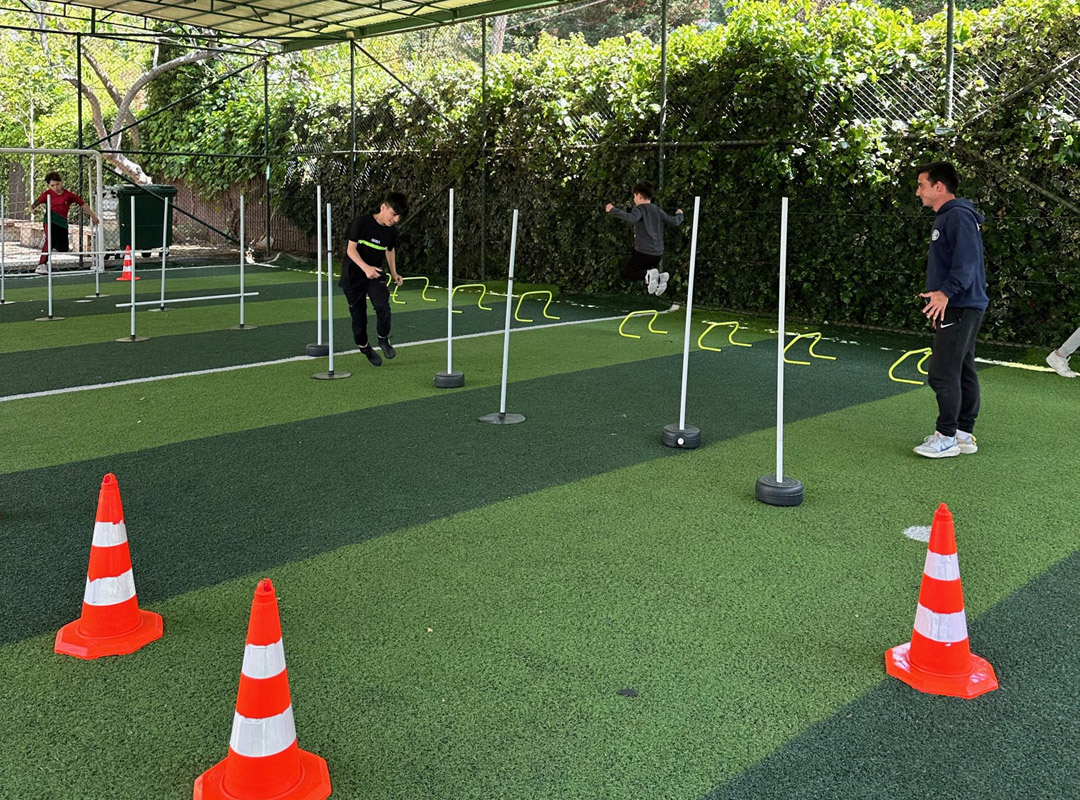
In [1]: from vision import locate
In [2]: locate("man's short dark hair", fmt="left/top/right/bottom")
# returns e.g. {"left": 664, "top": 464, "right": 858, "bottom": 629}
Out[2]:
{"left": 44, "top": 171, "right": 62, "bottom": 184}
{"left": 632, "top": 181, "right": 654, "bottom": 200}
{"left": 383, "top": 191, "right": 408, "bottom": 217}
{"left": 916, "top": 162, "right": 959, "bottom": 195}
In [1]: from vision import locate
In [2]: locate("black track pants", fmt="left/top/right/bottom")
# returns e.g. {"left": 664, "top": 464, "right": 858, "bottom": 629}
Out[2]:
{"left": 342, "top": 270, "right": 391, "bottom": 348}
{"left": 927, "top": 306, "right": 984, "bottom": 437}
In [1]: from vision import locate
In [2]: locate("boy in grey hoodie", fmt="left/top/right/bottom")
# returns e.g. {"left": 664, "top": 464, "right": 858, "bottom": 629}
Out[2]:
{"left": 606, "top": 181, "right": 683, "bottom": 296}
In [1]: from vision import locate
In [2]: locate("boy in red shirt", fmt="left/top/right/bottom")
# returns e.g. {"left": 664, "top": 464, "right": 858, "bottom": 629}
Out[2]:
{"left": 30, "top": 171, "right": 99, "bottom": 273}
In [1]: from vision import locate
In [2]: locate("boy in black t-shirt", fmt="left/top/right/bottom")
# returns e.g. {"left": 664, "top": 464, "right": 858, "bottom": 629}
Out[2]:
{"left": 340, "top": 192, "right": 408, "bottom": 366}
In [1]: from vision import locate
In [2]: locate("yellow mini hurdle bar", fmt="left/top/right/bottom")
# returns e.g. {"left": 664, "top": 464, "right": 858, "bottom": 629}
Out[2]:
{"left": 783, "top": 332, "right": 836, "bottom": 366}
{"left": 450, "top": 283, "right": 493, "bottom": 314}
{"left": 698, "top": 321, "right": 753, "bottom": 352}
{"left": 514, "top": 290, "right": 560, "bottom": 322}
{"left": 889, "top": 347, "right": 932, "bottom": 385}
{"left": 619, "top": 309, "right": 669, "bottom": 339}
{"left": 388, "top": 275, "right": 437, "bottom": 306}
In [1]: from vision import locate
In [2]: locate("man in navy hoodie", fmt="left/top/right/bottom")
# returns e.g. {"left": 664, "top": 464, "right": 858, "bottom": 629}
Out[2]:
{"left": 913, "top": 162, "right": 989, "bottom": 458}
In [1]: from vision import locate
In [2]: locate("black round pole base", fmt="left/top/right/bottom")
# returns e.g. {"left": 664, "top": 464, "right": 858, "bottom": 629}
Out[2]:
{"left": 306, "top": 342, "right": 330, "bottom": 357}
{"left": 35, "top": 316, "right": 66, "bottom": 322}
{"left": 116, "top": 335, "right": 150, "bottom": 343}
{"left": 662, "top": 424, "right": 701, "bottom": 449}
{"left": 229, "top": 324, "right": 258, "bottom": 331}
{"left": 479, "top": 411, "right": 525, "bottom": 425}
{"left": 312, "top": 370, "right": 352, "bottom": 380}
{"left": 434, "top": 371, "right": 465, "bottom": 389}
{"left": 755, "top": 475, "right": 805, "bottom": 506}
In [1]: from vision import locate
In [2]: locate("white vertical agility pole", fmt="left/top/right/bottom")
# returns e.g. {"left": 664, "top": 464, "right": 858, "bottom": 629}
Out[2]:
{"left": 151, "top": 196, "right": 170, "bottom": 311}
{"left": 479, "top": 209, "right": 524, "bottom": 424}
{"left": 662, "top": 195, "right": 702, "bottom": 449}
{"left": 306, "top": 186, "right": 328, "bottom": 356}
{"left": 435, "top": 187, "right": 464, "bottom": 388}
{"left": 117, "top": 195, "right": 147, "bottom": 342}
{"left": 35, "top": 193, "right": 64, "bottom": 322}
{"left": 231, "top": 194, "right": 256, "bottom": 330}
{"left": 1, "top": 194, "right": 8, "bottom": 305}
{"left": 756, "top": 196, "right": 803, "bottom": 506}
{"left": 313, "top": 202, "right": 350, "bottom": 380}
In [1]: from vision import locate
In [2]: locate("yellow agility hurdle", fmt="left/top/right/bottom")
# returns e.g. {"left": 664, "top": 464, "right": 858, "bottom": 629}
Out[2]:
{"left": 388, "top": 275, "right": 437, "bottom": 306}
{"left": 450, "top": 283, "right": 493, "bottom": 314}
{"left": 619, "top": 309, "right": 669, "bottom": 339}
{"left": 698, "top": 321, "right": 753, "bottom": 352}
{"left": 514, "top": 290, "right": 560, "bottom": 323}
{"left": 889, "top": 347, "right": 932, "bottom": 385}
{"left": 783, "top": 332, "right": 837, "bottom": 366}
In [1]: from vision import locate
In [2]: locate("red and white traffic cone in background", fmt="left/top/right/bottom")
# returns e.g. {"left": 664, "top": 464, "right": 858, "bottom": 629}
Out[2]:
{"left": 885, "top": 503, "right": 998, "bottom": 698}
{"left": 117, "top": 245, "right": 139, "bottom": 281}
{"left": 195, "top": 578, "right": 331, "bottom": 800}
{"left": 54, "top": 473, "right": 162, "bottom": 659}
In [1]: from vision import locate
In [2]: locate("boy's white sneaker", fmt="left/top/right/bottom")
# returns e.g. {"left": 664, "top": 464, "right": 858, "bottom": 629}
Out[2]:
{"left": 913, "top": 432, "right": 960, "bottom": 459}
{"left": 955, "top": 431, "right": 978, "bottom": 454}
{"left": 35, "top": 264, "right": 48, "bottom": 275}
{"left": 655, "top": 271, "right": 670, "bottom": 296}
{"left": 1046, "top": 351, "right": 1077, "bottom": 378}
{"left": 645, "top": 269, "right": 659, "bottom": 295}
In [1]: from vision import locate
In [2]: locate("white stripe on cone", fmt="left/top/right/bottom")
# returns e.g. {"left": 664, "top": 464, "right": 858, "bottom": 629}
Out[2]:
{"left": 923, "top": 551, "right": 961, "bottom": 582}
{"left": 914, "top": 604, "right": 969, "bottom": 643}
{"left": 241, "top": 640, "right": 287, "bottom": 680}
{"left": 229, "top": 706, "right": 297, "bottom": 758}
{"left": 92, "top": 520, "right": 128, "bottom": 548}
{"left": 83, "top": 569, "right": 136, "bottom": 605}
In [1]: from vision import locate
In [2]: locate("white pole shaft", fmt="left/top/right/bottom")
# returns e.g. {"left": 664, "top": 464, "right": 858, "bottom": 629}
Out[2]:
{"left": 46, "top": 194, "right": 53, "bottom": 317}
{"left": 239, "top": 194, "right": 245, "bottom": 327}
{"left": 499, "top": 209, "right": 519, "bottom": 415}
{"left": 776, "top": 197, "right": 789, "bottom": 482}
{"left": 160, "top": 196, "right": 169, "bottom": 308}
{"left": 1, "top": 195, "right": 6, "bottom": 304}
{"left": 316, "top": 186, "right": 323, "bottom": 345}
{"left": 447, "top": 188, "right": 455, "bottom": 373}
{"left": 129, "top": 195, "right": 136, "bottom": 338}
{"left": 326, "top": 203, "right": 334, "bottom": 373}
{"left": 678, "top": 196, "right": 701, "bottom": 430}
{"left": 95, "top": 156, "right": 103, "bottom": 293}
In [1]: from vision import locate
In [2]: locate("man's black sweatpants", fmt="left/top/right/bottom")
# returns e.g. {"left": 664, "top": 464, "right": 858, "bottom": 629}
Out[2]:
{"left": 342, "top": 269, "right": 391, "bottom": 348}
{"left": 927, "top": 305, "right": 984, "bottom": 437}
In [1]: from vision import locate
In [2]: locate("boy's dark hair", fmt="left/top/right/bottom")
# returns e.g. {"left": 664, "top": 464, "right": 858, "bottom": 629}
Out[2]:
{"left": 44, "top": 171, "right": 62, "bottom": 184}
{"left": 916, "top": 162, "right": 959, "bottom": 195}
{"left": 632, "top": 181, "right": 654, "bottom": 200}
{"left": 383, "top": 191, "right": 409, "bottom": 217}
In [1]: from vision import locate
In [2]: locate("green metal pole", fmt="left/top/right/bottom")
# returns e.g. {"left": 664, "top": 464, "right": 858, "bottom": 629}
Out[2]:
{"left": 350, "top": 42, "right": 357, "bottom": 220}
{"left": 481, "top": 16, "right": 488, "bottom": 282}
{"left": 264, "top": 59, "right": 271, "bottom": 252}
{"left": 945, "top": 0, "right": 956, "bottom": 121}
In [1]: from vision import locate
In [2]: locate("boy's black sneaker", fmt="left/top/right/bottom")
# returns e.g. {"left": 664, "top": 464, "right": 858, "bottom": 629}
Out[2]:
{"left": 360, "top": 345, "right": 382, "bottom": 366}
{"left": 378, "top": 337, "right": 396, "bottom": 359}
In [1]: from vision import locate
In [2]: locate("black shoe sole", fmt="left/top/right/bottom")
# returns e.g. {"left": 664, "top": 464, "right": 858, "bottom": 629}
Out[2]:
{"left": 378, "top": 340, "right": 396, "bottom": 359}
{"left": 360, "top": 348, "right": 382, "bottom": 366}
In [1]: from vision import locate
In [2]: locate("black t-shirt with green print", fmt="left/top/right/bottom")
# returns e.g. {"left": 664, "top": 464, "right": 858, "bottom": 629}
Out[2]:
{"left": 340, "top": 213, "right": 399, "bottom": 289}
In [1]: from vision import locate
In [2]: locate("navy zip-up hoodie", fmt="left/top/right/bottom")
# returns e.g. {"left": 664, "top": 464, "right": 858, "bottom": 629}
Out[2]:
{"left": 926, "top": 198, "right": 989, "bottom": 310}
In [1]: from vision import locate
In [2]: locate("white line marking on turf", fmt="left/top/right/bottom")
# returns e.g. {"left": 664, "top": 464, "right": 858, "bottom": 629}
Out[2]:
{"left": 904, "top": 526, "right": 931, "bottom": 542}
{"left": 0, "top": 312, "right": 642, "bottom": 403}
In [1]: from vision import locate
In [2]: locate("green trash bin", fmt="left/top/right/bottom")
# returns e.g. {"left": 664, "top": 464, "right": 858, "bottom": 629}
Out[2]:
{"left": 116, "top": 184, "right": 177, "bottom": 253}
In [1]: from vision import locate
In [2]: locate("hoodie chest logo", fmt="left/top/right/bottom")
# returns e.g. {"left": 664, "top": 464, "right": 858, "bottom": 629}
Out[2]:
{"left": 932, "top": 229, "right": 941, "bottom": 241}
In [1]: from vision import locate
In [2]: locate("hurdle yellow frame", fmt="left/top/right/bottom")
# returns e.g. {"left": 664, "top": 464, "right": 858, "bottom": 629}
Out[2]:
{"left": 889, "top": 347, "right": 932, "bottom": 385}
{"left": 783, "top": 332, "right": 837, "bottom": 366}
{"left": 450, "top": 283, "right": 493, "bottom": 314}
{"left": 514, "top": 290, "right": 560, "bottom": 322}
{"left": 388, "top": 275, "right": 437, "bottom": 305}
{"left": 698, "top": 321, "right": 753, "bottom": 352}
{"left": 619, "top": 309, "right": 669, "bottom": 339}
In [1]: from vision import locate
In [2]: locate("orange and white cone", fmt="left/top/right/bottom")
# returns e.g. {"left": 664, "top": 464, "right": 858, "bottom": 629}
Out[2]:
{"left": 55, "top": 473, "right": 162, "bottom": 659}
{"left": 117, "top": 245, "right": 140, "bottom": 281}
{"left": 195, "top": 578, "right": 331, "bottom": 800}
{"left": 885, "top": 503, "right": 998, "bottom": 698}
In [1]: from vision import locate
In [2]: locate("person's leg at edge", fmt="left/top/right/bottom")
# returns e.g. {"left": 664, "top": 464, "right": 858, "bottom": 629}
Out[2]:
{"left": 369, "top": 278, "right": 395, "bottom": 358}
{"left": 927, "top": 308, "right": 966, "bottom": 438}
{"left": 956, "top": 309, "right": 984, "bottom": 437}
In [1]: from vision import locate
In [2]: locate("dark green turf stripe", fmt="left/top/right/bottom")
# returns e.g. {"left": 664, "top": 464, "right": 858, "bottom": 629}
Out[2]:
{"left": 0, "top": 299, "right": 612, "bottom": 395}
{"left": 702, "top": 550, "right": 1080, "bottom": 800}
{"left": 0, "top": 342, "right": 914, "bottom": 645}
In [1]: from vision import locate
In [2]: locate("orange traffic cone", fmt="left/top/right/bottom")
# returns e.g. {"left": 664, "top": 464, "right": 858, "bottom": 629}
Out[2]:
{"left": 885, "top": 503, "right": 998, "bottom": 698}
{"left": 55, "top": 473, "right": 163, "bottom": 659}
{"left": 116, "top": 245, "right": 140, "bottom": 281}
{"left": 195, "top": 579, "right": 331, "bottom": 800}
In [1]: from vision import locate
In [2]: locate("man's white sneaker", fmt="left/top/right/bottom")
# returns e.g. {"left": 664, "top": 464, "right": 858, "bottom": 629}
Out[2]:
{"left": 645, "top": 268, "right": 660, "bottom": 295}
{"left": 955, "top": 432, "right": 978, "bottom": 454}
{"left": 655, "top": 271, "right": 670, "bottom": 296}
{"left": 1046, "top": 351, "right": 1077, "bottom": 378}
{"left": 35, "top": 264, "right": 48, "bottom": 275}
{"left": 913, "top": 432, "right": 960, "bottom": 459}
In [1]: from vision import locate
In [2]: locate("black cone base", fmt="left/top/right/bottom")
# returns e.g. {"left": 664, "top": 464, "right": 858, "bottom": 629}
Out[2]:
{"left": 230, "top": 324, "right": 258, "bottom": 331}
{"left": 313, "top": 370, "right": 352, "bottom": 380}
{"left": 435, "top": 371, "right": 465, "bottom": 388}
{"left": 116, "top": 335, "right": 150, "bottom": 343}
{"left": 35, "top": 316, "right": 66, "bottom": 322}
{"left": 755, "top": 475, "right": 804, "bottom": 506}
{"left": 662, "top": 424, "right": 701, "bottom": 449}
{"left": 479, "top": 412, "right": 525, "bottom": 425}
{"left": 306, "top": 342, "right": 330, "bottom": 357}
